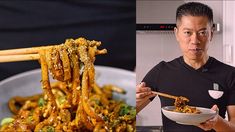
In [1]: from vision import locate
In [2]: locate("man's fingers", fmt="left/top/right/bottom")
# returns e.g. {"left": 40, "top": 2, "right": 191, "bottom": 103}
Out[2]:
{"left": 136, "top": 91, "right": 153, "bottom": 99}
{"left": 139, "top": 82, "right": 146, "bottom": 87}
{"left": 137, "top": 82, "right": 143, "bottom": 88}
{"left": 137, "top": 93, "right": 156, "bottom": 105}
{"left": 198, "top": 122, "right": 212, "bottom": 131}
{"left": 211, "top": 104, "right": 219, "bottom": 112}
{"left": 136, "top": 82, "right": 145, "bottom": 89}
{"left": 136, "top": 87, "right": 151, "bottom": 93}
{"left": 136, "top": 82, "right": 146, "bottom": 89}
{"left": 198, "top": 116, "right": 217, "bottom": 131}
{"left": 146, "top": 93, "right": 156, "bottom": 98}
{"left": 136, "top": 82, "right": 151, "bottom": 93}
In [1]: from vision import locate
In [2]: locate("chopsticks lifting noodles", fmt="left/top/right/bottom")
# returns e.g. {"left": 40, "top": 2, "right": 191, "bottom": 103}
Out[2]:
{"left": 152, "top": 91, "right": 202, "bottom": 114}
{"left": 0, "top": 45, "right": 107, "bottom": 63}
{"left": 0, "top": 38, "right": 137, "bottom": 131}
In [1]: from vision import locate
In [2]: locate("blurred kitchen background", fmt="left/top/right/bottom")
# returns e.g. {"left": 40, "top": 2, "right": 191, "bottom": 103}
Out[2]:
{"left": 136, "top": 0, "right": 235, "bottom": 131}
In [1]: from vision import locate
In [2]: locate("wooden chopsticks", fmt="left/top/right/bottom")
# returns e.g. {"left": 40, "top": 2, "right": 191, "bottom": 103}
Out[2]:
{"left": 0, "top": 54, "right": 40, "bottom": 63}
{"left": 0, "top": 46, "right": 51, "bottom": 63}
{"left": 152, "top": 91, "right": 189, "bottom": 101}
{"left": 0, "top": 46, "right": 107, "bottom": 63}
{"left": 152, "top": 91, "right": 178, "bottom": 100}
{"left": 0, "top": 46, "right": 51, "bottom": 56}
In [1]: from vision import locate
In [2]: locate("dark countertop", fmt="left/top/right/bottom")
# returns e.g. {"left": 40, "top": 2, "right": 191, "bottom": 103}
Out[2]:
{"left": 136, "top": 126, "right": 163, "bottom": 132}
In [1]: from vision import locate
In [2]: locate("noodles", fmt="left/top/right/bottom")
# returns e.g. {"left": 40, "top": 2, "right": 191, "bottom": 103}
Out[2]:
{"left": 173, "top": 96, "right": 201, "bottom": 114}
{"left": 0, "top": 37, "right": 136, "bottom": 132}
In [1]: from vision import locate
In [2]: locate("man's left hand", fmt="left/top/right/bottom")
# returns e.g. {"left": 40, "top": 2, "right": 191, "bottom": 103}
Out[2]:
{"left": 198, "top": 105, "right": 219, "bottom": 131}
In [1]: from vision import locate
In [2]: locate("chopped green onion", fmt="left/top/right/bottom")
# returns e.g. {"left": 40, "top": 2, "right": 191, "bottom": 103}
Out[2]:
{"left": 1, "top": 117, "right": 14, "bottom": 126}
{"left": 38, "top": 97, "right": 45, "bottom": 107}
{"left": 47, "top": 126, "right": 55, "bottom": 132}
{"left": 119, "top": 103, "right": 136, "bottom": 118}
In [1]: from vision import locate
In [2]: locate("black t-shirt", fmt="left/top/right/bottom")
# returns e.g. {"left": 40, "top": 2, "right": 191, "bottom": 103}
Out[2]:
{"left": 143, "top": 56, "right": 235, "bottom": 132}
{"left": 0, "top": 1, "right": 135, "bottom": 81}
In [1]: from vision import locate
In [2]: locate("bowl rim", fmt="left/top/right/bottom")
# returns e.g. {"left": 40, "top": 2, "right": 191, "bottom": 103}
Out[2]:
{"left": 161, "top": 106, "right": 217, "bottom": 115}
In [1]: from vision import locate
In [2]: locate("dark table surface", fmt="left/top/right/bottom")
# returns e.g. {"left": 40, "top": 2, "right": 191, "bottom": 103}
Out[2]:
{"left": 136, "top": 126, "right": 163, "bottom": 132}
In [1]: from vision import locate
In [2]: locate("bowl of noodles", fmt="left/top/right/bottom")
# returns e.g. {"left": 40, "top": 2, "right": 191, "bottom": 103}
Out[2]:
{"left": 162, "top": 106, "right": 217, "bottom": 125}
{"left": 0, "top": 66, "right": 135, "bottom": 131}
{"left": 0, "top": 38, "right": 136, "bottom": 132}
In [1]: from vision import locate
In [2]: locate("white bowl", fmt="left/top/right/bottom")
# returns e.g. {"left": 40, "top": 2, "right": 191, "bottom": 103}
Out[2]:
{"left": 162, "top": 106, "right": 216, "bottom": 125}
{"left": 0, "top": 66, "right": 135, "bottom": 120}
{"left": 208, "top": 90, "right": 224, "bottom": 99}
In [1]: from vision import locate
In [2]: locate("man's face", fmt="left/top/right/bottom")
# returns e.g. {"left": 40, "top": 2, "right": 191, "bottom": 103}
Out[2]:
{"left": 174, "top": 15, "right": 213, "bottom": 61}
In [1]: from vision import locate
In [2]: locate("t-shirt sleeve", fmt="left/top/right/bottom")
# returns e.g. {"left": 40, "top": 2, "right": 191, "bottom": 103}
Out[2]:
{"left": 141, "top": 61, "right": 165, "bottom": 101}
{"left": 228, "top": 69, "right": 235, "bottom": 105}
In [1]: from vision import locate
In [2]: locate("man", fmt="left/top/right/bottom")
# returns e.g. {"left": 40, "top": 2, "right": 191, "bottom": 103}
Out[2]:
{"left": 136, "top": 2, "right": 235, "bottom": 132}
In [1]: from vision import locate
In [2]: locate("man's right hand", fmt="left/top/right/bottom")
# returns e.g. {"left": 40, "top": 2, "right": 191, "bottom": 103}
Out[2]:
{"left": 136, "top": 82, "right": 156, "bottom": 112}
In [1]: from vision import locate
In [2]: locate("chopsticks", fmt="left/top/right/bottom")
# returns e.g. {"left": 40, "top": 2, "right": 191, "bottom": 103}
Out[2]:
{"left": 152, "top": 91, "right": 189, "bottom": 101}
{"left": 152, "top": 91, "right": 178, "bottom": 100}
{"left": 0, "top": 46, "right": 52, "bottom": 56}
{"left": 0, "top": 54, "right": 40, "bottom": 63}
{"left": 0, "top": 46, "right": 107, "bottom": 63}
{"left": 0, "top": 46, "right": 51, "bottom": 63}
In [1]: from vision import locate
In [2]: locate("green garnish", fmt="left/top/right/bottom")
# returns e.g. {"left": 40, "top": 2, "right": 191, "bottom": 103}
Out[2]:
{"left": 1, "top": 117, "right": 14, "bottom": 126}
{"left": 47, "top": 126, "right": 55, "bottom": 132}
{"left": 38, "top": 97, "right": 45, "bottom": 107}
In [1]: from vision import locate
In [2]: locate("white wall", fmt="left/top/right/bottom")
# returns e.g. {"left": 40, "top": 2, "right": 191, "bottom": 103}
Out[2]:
{"left": 136, "top": 0, "right": 223, "bottom": 126}
{"left": 223, "top": 1, "right": 235, "bottom": 66}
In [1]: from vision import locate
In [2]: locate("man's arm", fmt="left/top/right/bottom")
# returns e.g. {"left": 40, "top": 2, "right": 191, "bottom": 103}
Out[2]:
{"left": 213, "top": 105, "right": 235, "bottom": 131}
{"left": 199, "top": 105, "right": 235, "bottom": 131}
{"left": 137, "top": 99, "right": 151, "bottom": 113}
